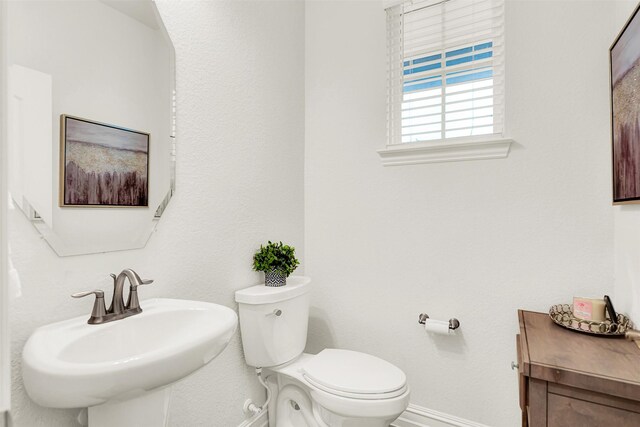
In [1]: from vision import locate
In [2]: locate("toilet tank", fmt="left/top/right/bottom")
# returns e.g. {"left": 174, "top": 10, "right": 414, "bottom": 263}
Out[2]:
{"left": 235, "top": 276, "right": 311, "bottom": 368}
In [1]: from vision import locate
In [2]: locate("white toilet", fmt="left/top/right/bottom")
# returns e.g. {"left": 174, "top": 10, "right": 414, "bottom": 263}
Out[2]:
{"left": 235, "top": 276, "right": 410, "bottom": 427}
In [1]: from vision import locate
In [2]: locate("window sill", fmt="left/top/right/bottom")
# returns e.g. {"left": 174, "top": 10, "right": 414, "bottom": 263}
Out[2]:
{"left": 377, "top": 137, "right": 513, "bottom": 167}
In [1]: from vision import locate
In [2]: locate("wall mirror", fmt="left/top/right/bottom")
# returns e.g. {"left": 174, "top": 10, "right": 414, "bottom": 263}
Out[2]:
{"left": 6, "top": 0, "right": 176, "bottom": 256}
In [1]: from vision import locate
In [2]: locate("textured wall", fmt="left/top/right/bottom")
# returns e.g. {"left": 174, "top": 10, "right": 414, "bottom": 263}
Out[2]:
{"left": 8, "top": 1, "right": 304, "bottom": 425}
{"left": 304, "top": 1, "right": 615, "bottom": 425}
{"left": 9, "top": 1, "right": 633, "bottom": 426}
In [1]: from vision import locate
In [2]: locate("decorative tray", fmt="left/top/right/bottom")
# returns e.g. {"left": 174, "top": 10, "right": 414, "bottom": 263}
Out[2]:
{"left": 549, "top": 304, "right": 632, "bottom": 337}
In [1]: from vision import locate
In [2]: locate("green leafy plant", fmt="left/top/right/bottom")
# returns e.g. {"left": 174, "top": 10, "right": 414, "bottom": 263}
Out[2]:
{"left": 253, "top": 241, "right": 300, "bottom": 277}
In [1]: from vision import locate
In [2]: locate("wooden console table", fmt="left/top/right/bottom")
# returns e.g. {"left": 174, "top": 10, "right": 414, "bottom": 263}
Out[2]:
{"left": 517, "top": 310, "right": 640, "bottom": 426}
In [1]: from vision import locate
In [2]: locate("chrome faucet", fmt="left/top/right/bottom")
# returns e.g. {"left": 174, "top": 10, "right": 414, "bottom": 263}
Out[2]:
{"left": 72, "top": 268, "right": 154, "bottom": 324}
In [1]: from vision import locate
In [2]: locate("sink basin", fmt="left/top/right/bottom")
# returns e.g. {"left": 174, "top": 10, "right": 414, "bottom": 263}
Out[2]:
{"left": 22, "top": 298, "right": 237, "bottom": 409}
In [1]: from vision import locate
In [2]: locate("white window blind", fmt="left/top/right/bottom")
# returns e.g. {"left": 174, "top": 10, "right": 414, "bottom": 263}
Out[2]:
{"left": 386, "top": 0, "right": 505, "bottom": 146}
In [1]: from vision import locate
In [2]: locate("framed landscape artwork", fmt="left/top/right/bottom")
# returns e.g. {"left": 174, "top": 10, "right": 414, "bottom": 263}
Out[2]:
{"left": 60, "top": 115, "right": 149, "bottom": 207}
{"left": 611, "top": 3, "right": 640, "bottom": 204}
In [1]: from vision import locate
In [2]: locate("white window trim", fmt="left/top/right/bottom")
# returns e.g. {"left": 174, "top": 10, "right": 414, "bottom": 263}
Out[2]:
{"left": 380, "top": 0, "right": 513, "bottom": 166}
{"left": 377, "top": 135, "right": 512, "bottom": 167}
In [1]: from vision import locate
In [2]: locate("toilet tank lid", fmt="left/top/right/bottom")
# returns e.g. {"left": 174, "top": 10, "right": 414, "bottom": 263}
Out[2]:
{"left": 235, "top": 276, "right": 311, "bottom": 304}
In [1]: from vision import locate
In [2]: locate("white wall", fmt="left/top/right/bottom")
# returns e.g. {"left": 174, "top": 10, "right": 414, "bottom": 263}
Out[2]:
{"left": 8, "top": 1, "right": 304, "bottom": 425}
{"left": 304, "top": 1, "right": 616, "bottom": 425}
{"left": 612, "top": 0, "right": 640, "bottom": 329}
{"left": 9, "top": 0, "right": 636, "bottom": 426}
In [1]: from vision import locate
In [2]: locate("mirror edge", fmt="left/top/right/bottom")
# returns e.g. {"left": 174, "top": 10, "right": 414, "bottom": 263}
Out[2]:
{"left": 153, "top": 0, "right": 176, "bottom": 219}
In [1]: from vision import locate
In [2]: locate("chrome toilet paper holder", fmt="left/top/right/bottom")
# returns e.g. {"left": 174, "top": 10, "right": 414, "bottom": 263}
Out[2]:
{"left": 418, "top": 313, "right": 460, "bottom": 331}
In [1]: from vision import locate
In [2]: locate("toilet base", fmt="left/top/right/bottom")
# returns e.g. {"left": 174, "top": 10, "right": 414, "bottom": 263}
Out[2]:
{"left": 315, "top": 404, "right": 400, "bottom": 427}
{"left": 268, "top": 377, "right": 399, "bottom": 427}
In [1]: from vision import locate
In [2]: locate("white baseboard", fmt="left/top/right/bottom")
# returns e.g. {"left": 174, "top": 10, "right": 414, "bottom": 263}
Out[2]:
{"left": 240, "top": 403, "right": 488, "bottom": 427}
{"left": 391, "top": 404, "right": 491, "bottom": 427}
{"left": 237, "top": 410, "right": 268, "bottom": 427}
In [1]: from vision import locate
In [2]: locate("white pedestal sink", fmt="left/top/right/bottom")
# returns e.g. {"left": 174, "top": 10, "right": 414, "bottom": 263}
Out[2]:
{"left": 22, "top": 298, "right": 238, "bottom": 426}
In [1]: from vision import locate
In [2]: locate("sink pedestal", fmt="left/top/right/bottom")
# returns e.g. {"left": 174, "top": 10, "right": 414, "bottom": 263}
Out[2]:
{"left": 88, "top": 387, "right": 171, "bottom": 427}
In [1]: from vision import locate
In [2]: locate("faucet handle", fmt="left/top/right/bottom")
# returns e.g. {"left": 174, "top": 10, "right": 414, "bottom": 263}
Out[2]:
{"left": 71, "top": 290, "right": 107, "bottom": 324}
{"left": 131, "top": 279, "right": 154, "bottom": 290}
{"left": 126, "top": 275, "right": 154, "bottom": 313}
{"left": 127, "top": 269, "right": 154, "bottom": 290}
{"left": 72, "top": 289, "right": 104, "bottom": 299}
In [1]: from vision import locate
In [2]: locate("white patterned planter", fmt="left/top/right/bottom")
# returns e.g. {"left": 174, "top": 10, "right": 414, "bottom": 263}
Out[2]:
{"left": 264, "top": 270, "right": 286, "bottom": 287}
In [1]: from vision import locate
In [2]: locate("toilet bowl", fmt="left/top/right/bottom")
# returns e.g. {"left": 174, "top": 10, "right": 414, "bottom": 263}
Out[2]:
{"left": 235, "top": 277, "right": 410, "bottom": 426}
{"left": 266, "top": 352, "right": 410, "bottom": 426}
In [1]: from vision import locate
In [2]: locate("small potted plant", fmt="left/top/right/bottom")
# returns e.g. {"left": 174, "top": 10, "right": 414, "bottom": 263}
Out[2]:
{"left": 253, "top": 241, "right": 300, "bottom": 286}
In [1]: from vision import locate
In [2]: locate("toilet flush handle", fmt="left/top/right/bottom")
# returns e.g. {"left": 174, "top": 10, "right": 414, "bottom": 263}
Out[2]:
{"left": 266, "top": 309, "right": 282, "bottom": 317}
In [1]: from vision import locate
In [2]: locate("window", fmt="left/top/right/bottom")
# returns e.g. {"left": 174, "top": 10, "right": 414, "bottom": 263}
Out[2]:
{"left": 380, "top": 0, "right": 511, "bottom": 166}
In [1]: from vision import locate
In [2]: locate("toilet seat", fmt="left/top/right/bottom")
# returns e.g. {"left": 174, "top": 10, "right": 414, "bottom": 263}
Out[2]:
{"left": 268, "top": 352, "right": 411, "bottom": 425}
{"left": 302, "top": 349, "right": 407, "bottom": 400}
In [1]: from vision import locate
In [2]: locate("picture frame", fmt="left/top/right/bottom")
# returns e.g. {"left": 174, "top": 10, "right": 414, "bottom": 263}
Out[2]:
{"left": 611, "top": 2, "right": 640, "bottom": 204}
{"left": 59, "top": 115, "right": 150, "bottom": 207}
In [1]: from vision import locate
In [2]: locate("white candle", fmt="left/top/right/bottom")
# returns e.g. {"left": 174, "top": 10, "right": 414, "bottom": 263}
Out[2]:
{"left": 573, "top": 297, "right": 606, "bottom": 322}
